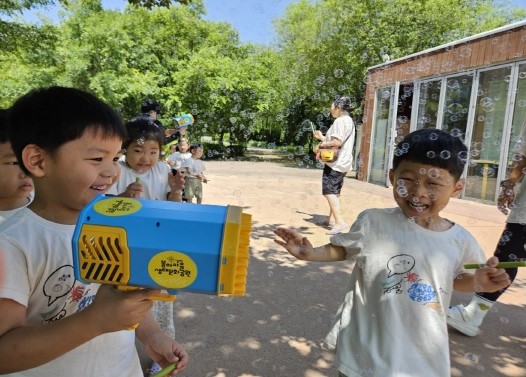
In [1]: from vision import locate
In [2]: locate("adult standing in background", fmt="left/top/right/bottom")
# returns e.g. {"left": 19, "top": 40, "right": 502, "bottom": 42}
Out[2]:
{"left": 140, "top": 98, "right": 162, "bottom": 122}
{"left": 314, "top": 97, "right": 355, "bottom": 235}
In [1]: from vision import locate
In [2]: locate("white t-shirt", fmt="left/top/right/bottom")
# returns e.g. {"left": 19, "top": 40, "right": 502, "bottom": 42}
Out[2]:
{"left": 167, "top": 151, "right": 191, "bottom": 170}
{"left": 0, "top": 192, "right": 34, "bottom": 226}
{"left": 507, "top": 123, "right": 526, "bottom": 224}
{"left": 107, "top": 160, "right": 171, "bottom": 200}
{"left": 182, "top": 157, "right": 206, "bottom": 176}
{"left": 325, "top": 115, "right": 355, "bottom": 173}
{"left": 326, "top": 208, "right": 485, "bottom": 377}
{"left": 0, "top": 208, "right": 142, "bottom": 377}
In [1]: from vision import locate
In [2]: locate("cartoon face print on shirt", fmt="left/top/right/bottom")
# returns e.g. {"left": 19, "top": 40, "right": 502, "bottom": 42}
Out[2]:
{"left": 381, "top": 254, "right": 438, "bottom": 305}
{"left": 40, "top": 265, "right": 96, "bottom": 324}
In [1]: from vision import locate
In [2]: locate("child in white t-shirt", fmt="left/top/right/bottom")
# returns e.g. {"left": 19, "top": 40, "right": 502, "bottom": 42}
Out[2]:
{"left": 167, "top": 139, "right": 191, "bottom": 171}
{"left": 0, "top": 86, "right": 188, "bottom": 376}
{"left": 274, "top": 128, "right": 510, "bottom": 377}
{"left": 106, "top": 116, "right": 185, "bottom": 376}
{"left": 0, "top": 109, "right": 33, "bottom": 225}
{"left": 182, "top": 143, "right": 207, "bottom": 204}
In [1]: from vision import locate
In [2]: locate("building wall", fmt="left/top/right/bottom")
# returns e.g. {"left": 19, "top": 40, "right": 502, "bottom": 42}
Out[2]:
{"left": 359, "top": 23, "right": 526, "bottom": 184}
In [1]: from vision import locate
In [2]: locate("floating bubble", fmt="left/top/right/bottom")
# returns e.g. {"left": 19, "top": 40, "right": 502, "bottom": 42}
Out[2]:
{"left": 428, "top": 168, "right": 440, "bottom": 179}
{"left": 464, "top": 353, "right": 479, "bottom": 363}
{"left": 334, "top": 68, "right": 344, "bottom": 78}
{"left": 397, "top": 116, "right": 408, "bottom": 124}
{"left": 137, "top": 137, "right": 145, "bottom": 145}
{"left": 480, "top": 97, "right": 495, "bottom": 111}
{"left": 440, "top": 150, "right": 451, "bottom": 159}
{"left": 396, "top": 186, "right": 408, "bottom": 197}
{"left": 458, "top": 151, "right": 468, "bottom": 163}
{"left": 227, "top": 314, "right": 236, "bottom": 323}
{"left": 426, "top": 151, "right": 436, "bottom": 158}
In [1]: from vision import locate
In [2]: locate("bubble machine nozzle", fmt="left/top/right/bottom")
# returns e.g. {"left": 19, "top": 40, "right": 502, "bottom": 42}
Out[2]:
{"left": 72, "top": 196, "right": 251, "bottom": 300}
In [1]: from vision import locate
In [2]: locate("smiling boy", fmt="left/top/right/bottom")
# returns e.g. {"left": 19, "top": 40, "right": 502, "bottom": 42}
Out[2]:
{"left": 274, "top": 128, "right": 510, "bottom": 377}
{"left": 0, "top": 87, "right": 187, "bottom": 376}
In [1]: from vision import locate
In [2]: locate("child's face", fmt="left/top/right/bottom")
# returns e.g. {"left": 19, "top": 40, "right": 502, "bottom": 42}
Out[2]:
{"left": 178, "top": 141, "right": 189, "bottom": 153}
{"left": 389, "top": 161, "right": 464, "bottom": 229}
{"left": 27, "top": 129, "right": 122, "bottom": 223}
{"left": 169, "top": 144, "right": 177, "bottom": 153}
{"left": 125, "top": 139, "right": 161, "bottom": 173}
{"left": 0, "top": 142, "right": 33, "bottom": 203}
{"left": 191, "top": 146, "right": 203, "bottom": 159}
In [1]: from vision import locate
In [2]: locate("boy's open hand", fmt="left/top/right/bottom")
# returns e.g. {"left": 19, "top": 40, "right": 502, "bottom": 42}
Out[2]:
{"left": 274, "top": 228, "right": 314, "bottom": 260}
{"left": 474, "top": 257, "right": 511, "bottom": 293}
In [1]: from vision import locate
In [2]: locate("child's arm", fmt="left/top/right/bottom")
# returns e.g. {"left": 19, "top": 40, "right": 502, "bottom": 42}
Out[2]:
{"left": 274, "top": 227, "right": 346, "bottom": 262}
{"left": 0, "top": 286, "right": 159, "bottom": 373}
{"left": 453, "top": 256, "right": 511, "bottom": 293}
{"left": 136, "top": 313, "right": 189, "bottom": 375}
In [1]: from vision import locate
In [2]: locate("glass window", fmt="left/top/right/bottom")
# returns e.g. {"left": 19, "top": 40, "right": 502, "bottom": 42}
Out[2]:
{"left": 416, "top": 80, "right": 441, "bottom": 130}
{"left": 369, "top": 87, "right": 393, "bottom": 185}
{"left": 441, "top": 74, "right": 474, "bottom": 137}
{"left": 465, "top": 66, "right": 512, "bottom": 202}
{"left": 508, "top": 64, "right": 526, "bottom": 166}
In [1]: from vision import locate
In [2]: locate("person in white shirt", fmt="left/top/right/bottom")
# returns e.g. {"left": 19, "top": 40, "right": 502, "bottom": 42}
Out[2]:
{"left": 182, "top": 143, "right": 207, "bottom": 204}
{"left": 0, "top": 86, "right": 188, "bottom": 376}
{"left": 167, "top": 139, "right": 191, "bottom": 171}
{"left": 106, "top": 116, "right": 185, "bottom": 376}
{"left": 275, "top": 128, "right": 510, "bottom": 377}
{"left": 0, "top": 109, "right": 33, "bottom": 225}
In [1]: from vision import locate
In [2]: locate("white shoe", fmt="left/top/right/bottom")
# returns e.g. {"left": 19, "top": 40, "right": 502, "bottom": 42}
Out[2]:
{"left": 446, "top": 305, "right": 480, "bottom": 337}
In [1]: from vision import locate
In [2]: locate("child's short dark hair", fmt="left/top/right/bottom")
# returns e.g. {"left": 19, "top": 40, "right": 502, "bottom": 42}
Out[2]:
{"left": 0, "top": 109, "right": 8, "bottom": 143}
{"left": 123, "top": 116, "right": 164, "bottom": 150}
{"left": 8, "top": 86, "right": 126, "bottom": 175}
{"left": 189, "top": 143, "right": 202, "bottom": 152}
{"left": 392, "top": 128, "right": 468, "bottom": 181}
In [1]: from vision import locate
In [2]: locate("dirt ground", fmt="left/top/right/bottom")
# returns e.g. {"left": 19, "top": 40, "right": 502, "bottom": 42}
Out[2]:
{"left": 141, "top": 159, "right": 526, "bottom": 377}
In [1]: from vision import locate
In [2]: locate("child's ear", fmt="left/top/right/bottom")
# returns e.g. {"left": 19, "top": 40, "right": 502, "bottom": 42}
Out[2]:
{"left": 451, "top": 178, "right": 465, "bottom": 197}
{"left": 22, "top": 144, "right": 46, "bottom": 178}
{"left": 388, "top": 169, "right": 395, "bottom": 185}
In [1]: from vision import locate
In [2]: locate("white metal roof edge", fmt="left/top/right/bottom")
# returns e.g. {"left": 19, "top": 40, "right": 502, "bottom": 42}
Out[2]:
{"left": 367, "top": 19, "right": 526, "bottom": 72}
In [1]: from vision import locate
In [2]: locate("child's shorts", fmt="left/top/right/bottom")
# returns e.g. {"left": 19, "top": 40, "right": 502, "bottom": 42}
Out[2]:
{"left": 184, "top": 177, "right": 203, "bottom": 200}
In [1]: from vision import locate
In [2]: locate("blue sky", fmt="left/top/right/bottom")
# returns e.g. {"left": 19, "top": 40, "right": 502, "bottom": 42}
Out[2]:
{"left": 19, "top": 0, "right": 526, "bottom": 45}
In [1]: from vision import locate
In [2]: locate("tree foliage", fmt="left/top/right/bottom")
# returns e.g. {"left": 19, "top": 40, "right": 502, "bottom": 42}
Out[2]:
{"left": 1, "top": 0, "right": 525, "bottom": 152}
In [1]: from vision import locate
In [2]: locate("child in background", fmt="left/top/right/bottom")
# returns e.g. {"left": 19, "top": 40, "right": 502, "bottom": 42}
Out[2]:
{"left": 167, "top": 138, "right": 191, "bottom": 171}
{"left": 0, "top": 109, "right": 33, "bottom": 225}
{"left": 106, "top": 117, "right": 185, "bottom": 201}
{"left": 106, "top": 116, "right": 185, "bottom": 376}
{"left": 182, "top": 143, "right": 207, "bottom": 204}
{"left": 0, "top": 86, "right": 188, "bottom": 376}
{"left": 274, "top": 128, "right": 510, "bottom": 377}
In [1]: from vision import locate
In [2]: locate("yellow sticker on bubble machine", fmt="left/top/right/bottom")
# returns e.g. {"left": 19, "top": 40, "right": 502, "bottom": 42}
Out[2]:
{"left": 148, "top": 251, "right": 198, "bottom": 289}
{"left": 93, "top": 197, "right": 142, "bottom": 216}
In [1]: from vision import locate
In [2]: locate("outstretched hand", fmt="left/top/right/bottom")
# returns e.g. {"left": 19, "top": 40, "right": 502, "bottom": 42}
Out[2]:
{"left": 473, "top": 256, "right": 511, "bottom": 293}
{"left": 274, "top": 228, "right": 314, "bottom": 260}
